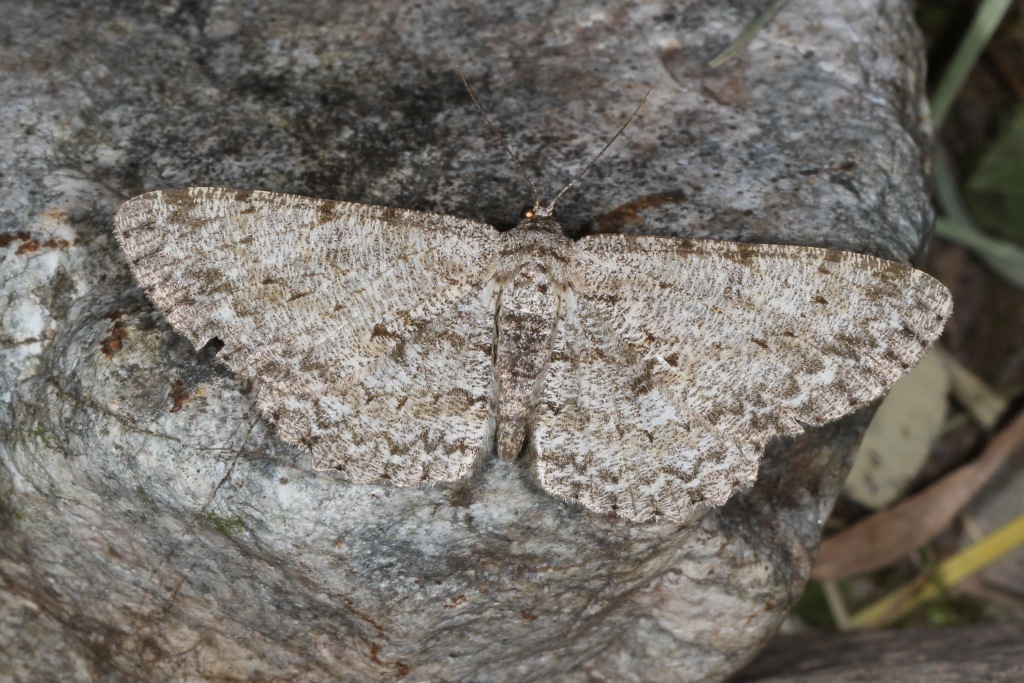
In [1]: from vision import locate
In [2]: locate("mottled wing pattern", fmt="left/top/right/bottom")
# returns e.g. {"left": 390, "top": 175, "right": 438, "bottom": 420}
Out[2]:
{"left": 114, "top": 187, "right": 501, "bottom": 483}
{"left": 533, "top": 288, "right": 760, "bottom": 522}
{"left": 308, "top": 282, "right": 498, "bottom": 482}
{"left": 535, "top": 236, "right": 952, "bottom": 521}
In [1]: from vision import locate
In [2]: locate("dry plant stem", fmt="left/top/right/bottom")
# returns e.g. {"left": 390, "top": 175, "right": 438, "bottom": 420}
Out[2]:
{"left": 822, "top": 580, "right": 852, "bottom": 630}
{"left": 929, "top": 0, "right": 1015, "bottom": 128}
{"left": 987, "top": 46, "right": 1024, "bottom": 99}
{"left": 935, "top": 346, "right": 1009, "bottom": 429}
{"left": 849, "top": 512, "right": 1024, "bottom": 628}
{"left": 707, "top": 0, "right": 790, "bottom": 68}
{"left": 813, "top": 408, "right": 1024, "bottom": 581}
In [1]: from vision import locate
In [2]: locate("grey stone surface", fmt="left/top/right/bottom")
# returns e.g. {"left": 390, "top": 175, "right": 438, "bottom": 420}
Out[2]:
{"left": 735, "top": 622, "right": 1024, "bottom": 682}
{"left": 0, "top": 1, "right": 932, "bottom": 681}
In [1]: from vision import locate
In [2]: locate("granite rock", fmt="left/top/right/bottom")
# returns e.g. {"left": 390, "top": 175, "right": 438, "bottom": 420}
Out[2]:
{"left": 0, "top": 1, "right": 932, "bottom": 681}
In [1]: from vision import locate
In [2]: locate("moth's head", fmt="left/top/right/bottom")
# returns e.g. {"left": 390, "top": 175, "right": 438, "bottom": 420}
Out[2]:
{"left": 520, "top": 204, "right": 555, "bottom": 221}
{"left": 449, "top": 54, "right": 647, "bottom": 233}
{"left": 514, "top": 203, "right": 564, "bottom": 233}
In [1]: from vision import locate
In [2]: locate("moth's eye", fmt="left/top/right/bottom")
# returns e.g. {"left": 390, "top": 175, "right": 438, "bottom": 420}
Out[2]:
{"left": 520, "top": 206, "right": 535, "bottom": 219}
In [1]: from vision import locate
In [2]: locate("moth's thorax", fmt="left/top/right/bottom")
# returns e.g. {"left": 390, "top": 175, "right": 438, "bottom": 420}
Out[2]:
{"left": 492, "top": 216, "right": 573, "bottom": 461}
{"left": 497, "top": 215, "right": 572, "bottom": 289}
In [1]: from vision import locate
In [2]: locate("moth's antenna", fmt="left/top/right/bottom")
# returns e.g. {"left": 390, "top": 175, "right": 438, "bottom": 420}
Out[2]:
{"left": 449, "top": 56, "right": 540, "bottom": 208}
{"left": 547, "top": 89, "right": 650, "bottom": 211}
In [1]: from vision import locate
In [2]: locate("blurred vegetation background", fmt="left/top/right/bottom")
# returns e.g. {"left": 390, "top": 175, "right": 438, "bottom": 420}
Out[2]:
{"left": 791, "top": 0, "right": 1024, "bottom": 633}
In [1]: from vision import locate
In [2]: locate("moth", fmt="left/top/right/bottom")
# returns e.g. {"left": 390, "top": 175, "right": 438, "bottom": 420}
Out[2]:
{"left": 113, "top": 81, "right": 951, "bottom": 523}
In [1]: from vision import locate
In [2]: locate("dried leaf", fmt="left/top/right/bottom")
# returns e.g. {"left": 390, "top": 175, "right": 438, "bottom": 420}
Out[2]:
{"left": 813, "top": 409, "right": 1024, "bottom": 581}
{"left": 845, "top": 348, "right": 950, "bottom": 509}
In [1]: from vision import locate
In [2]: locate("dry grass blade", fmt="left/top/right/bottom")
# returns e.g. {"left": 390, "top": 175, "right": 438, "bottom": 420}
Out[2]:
{"left": 849, "top": 512, "right": 1024, "bottom": 629}
{"left": 812, "top": 409, "right": 1024, "bottom": 581}
{"left": 934, "top": 347, "right": 1010, "bottom": 430}
{"left": 707, "top": 0, "right": 789, "bottom": 68}
{"left": 929, "top": 0, "right": 1016, "bottom": 128}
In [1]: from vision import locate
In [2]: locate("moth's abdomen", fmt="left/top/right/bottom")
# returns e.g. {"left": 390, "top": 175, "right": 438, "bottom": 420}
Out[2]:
{"left": 492, "top": 227, "right": 572, "bottom": 461}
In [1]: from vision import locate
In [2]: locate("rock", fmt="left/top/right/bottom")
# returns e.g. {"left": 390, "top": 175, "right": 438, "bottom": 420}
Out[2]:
{"left": 735, "top": 622, "right": 1024, "bottom": 682}
{"left": 0, "top": 1, "right": 933, "bottom": 680}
